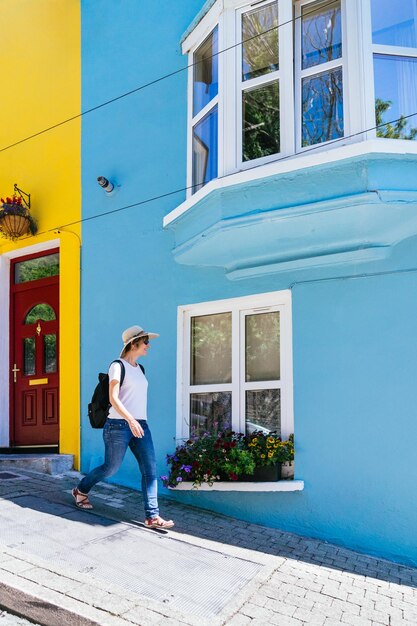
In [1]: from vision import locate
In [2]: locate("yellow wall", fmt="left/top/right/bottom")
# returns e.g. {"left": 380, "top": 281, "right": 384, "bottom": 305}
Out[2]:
{"left": 0, "top": 0, "right": 81, "bottom": 466}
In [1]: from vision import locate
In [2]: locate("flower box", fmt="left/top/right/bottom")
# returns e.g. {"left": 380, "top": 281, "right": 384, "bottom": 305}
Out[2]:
{"left": 161, "top": 430, "right": 294, "bottom": 489}
{"left": 0, "top": 195, "right": 37, "bottom": 241}
{"left": 240, "top": 462, "right": 281, "bottom": 482}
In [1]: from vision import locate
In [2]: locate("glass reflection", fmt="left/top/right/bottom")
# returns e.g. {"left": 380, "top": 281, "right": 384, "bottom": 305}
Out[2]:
{"left": 302, "top": 67, "right": 343, "bottom": 146}
{"left": 44, "top": 334, "right": 57, "bottom": 373}
{"left": 371, "top": 0, "right": 417, "bottom": 48}
{"left": 245, "top": 312, "right": 280, "bottom": 382}
{"left": 242, "top": 3, "right": 278, "bottom": 81}
{"left": 302, "top": 0, "right": 341, "bottom": 69}
{"left": 243, "top": 82, "right": 280, "bottom": 161}
{"left": 191, "top": 313, "right": 232, "bottom": 385}
{"left": 25, "top": 303, "right": 56, "bottom": 325}
{"left": 192, "top": 106, "right": 218, "bottom": 193}
{"left": 374, "top": 55, "right": 417, "bottom": 140}
{"left": 190, "top": 392, "right": 232, "bottom": 437}
{"left": 193, "top": 27, "right": 218, "bottom": 116}
{"left": 246, "top": 389, "right": 281, "bottom": 435}
{"left": 14, "top": 253, "right": 59, "bottom": 284}
{"left": 24, "top": 337, "right": 35, "bottom": 376}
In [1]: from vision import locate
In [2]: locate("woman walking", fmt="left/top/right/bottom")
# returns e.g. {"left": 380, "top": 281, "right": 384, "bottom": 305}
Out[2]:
{"left": 72, "top": 325, "right": 174, "bottom": 529}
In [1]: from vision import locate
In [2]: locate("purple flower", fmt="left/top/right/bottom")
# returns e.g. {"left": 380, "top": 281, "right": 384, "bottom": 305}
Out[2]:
{"left": 176, "top": 477, "right": 183, "bottom": 482}
{"left": 180, "top": 464, "right": 192, "bottom": 473}
{"left": 160, "top": 475, "right": 168, "bottom": 481}
{"left": 173, "top": 456, "right": 179, "bottom": 462}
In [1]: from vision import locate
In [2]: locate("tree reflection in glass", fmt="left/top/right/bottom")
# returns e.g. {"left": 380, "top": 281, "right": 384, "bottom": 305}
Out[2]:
{"left": 302, "top": 68, "right": 343, "bottom": 146}
{"left": 245, "top": 312, "right": 280, "bottom": 382}
{"left": 246, "top": 389, "right": 281, "bottom": 435}
{"left": 190, "top": 392, "right": 232, "bottom": 437}
{"left": 302, "top": 0, "right": 341, "bottom": 69}
{"left": 191, "top": 313, "right": 232, "bottom": 385}
{"left": 243, "top": 82, "right": 280, "bottom": 161}
{"left": 242, "top": 3, "right": 278, "bottom": 81}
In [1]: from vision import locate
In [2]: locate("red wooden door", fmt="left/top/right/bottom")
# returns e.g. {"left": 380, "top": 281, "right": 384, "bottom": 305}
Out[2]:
{"left": 10, "top": 252, "right": 60, "bottom": 446}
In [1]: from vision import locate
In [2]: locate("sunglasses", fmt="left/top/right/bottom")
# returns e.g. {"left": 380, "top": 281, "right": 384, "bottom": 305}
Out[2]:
{"left": 142, "top": 337, "right": 150, "bottom": 345}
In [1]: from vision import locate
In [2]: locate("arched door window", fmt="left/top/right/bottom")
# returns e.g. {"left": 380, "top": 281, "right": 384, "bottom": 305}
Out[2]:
{"left": 24, "top": 304, "right": 56, "bottom": 325}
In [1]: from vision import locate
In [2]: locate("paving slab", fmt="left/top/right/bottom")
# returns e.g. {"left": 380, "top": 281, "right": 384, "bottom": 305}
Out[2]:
{"left": 0, "top": 468, "right": 415, "bottom": 626}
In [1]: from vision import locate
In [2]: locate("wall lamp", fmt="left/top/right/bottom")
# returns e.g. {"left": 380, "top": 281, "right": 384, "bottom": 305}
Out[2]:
{"left": 97, "top": 176, "right": 114, "bottom": 193}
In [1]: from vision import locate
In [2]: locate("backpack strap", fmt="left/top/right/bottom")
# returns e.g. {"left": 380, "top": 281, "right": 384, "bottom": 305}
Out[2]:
{"left": 111, "top": 359, "right": 126, "bottom": 387}
{"left": 139, "top": 363, "right": 145, "bottom": 375}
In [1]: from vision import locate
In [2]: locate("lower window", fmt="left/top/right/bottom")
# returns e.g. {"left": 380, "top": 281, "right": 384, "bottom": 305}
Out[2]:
{"left": 178, "top": 291, "right": 294, "bottom": 440}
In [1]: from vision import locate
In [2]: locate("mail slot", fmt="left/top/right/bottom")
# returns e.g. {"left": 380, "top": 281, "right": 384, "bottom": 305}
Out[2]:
{"left": 29, "top": 378, "right": 49, "bottom": 386}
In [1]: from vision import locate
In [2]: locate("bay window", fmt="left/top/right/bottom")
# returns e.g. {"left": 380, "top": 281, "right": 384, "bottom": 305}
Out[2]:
{"left": 177, "top": 292, "right": 293, "bottom": 440}
{"left": 183, "top": 0, "right": 417, "bottom": 199}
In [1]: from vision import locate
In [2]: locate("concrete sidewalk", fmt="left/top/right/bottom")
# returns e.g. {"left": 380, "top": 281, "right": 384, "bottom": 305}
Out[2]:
{"left": 0, "top": 468, "right": 416, "bottom": 626}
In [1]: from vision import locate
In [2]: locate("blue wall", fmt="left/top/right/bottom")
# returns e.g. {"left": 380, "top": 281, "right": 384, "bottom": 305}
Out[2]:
{"left": 81, "top": 1, "right": 417, "bottom": 566}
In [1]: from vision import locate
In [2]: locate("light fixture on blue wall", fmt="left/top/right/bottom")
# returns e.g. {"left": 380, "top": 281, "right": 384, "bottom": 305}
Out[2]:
{"left": 97, "top": 176, "right": 114, "bottom": 193}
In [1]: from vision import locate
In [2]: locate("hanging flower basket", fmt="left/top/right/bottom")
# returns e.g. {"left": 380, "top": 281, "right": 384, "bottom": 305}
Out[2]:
{"left": 0, "top": 195, "right": 37, "bottom": 241}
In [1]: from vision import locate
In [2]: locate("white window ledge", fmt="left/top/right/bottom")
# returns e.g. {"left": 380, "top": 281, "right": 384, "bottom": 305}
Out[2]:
{"left": 163, "top": 139, "right": 417, "bottom": 228}
{"left": 169, "top": 479, "right": 304, "bottom": 492}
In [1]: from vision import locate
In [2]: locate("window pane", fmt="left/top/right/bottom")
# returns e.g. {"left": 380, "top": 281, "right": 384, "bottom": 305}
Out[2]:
{"left": 192, "top": 106, "right": 218, "bottom": 193}
{"left": 191, "top": 313, "right": 231, "bottom": 385}
{"left": 44, "top": 334, "right": 57, "bottom": 373}
{"left": 243, "top": 82, "right": 280, "bottom": 161}
{"left": 25, "top": 304, "right": 56, "bottom": 325}
{"left": 193, "top": 27, "right": 218, "bottom": 116}
{"left": 246, "top": 389, "right": 281, "bottom": 435}
{"left": 302, "top": 0, "right": 342, "bottom": 69}
{"left": 190, "top": 392, "right": 232, "bottom": 437}
{"left": 24, "top": 338, "right": 35, "bottom": 376}
{"left": 371, "top": 0, "right": 417, "bottom": 47}
{"left": 302, "top": 67, "right": 343, "bottom": 146}
{"left": 14, "top": 253, "right": 59, "bottom": 284}
{"left": 242, "top": 3, "right": 278, "bottom": 81}
{"left": 374, "top": 55, "right": 417, "bottom": 140}
{"left": 245, "top": 312, "right": 280, "bottom": 382}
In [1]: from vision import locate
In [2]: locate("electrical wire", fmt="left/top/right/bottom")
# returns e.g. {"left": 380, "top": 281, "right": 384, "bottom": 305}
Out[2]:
{"left": 0, "top": 1, "right": 328, "bottom": 154}
{"left": 16, "top": 108, "right": 415, "bottom": 240}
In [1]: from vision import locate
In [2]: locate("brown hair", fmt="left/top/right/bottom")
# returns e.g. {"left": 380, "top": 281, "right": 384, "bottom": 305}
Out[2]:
{"left": 121, "top": 336, "right": 147, "bottom": 358}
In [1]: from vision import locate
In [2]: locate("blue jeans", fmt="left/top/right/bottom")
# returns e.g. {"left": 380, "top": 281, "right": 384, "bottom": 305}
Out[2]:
{"left": 78, "top": 419, "right": 159, "bottom": 518}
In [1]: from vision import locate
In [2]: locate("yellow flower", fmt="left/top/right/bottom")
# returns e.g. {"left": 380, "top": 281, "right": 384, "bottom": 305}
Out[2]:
{"left": 267, "top": 437, "right": 275, "bottom": 444}
{"left": 260, "top": 454, "right": 266, "bottom": 459}
{"left": 268, "top": 452, "right": 273, "bottom": 458}
{"left": 252, "top": 438, "right": 258, "bottom": 444}
{"left": 274, "top": 443, "right": 279, "bottom": 448}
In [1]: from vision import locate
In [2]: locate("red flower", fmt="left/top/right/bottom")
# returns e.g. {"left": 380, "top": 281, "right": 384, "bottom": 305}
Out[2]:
{"left": 228, "top": 472, "right": 238, "bottom": 480}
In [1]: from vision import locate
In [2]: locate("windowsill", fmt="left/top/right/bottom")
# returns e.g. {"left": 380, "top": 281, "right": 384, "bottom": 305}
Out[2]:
{"left": 169, "top": 479, "right": 304, "bottom": 492}
{"left": 163, "top": 139, "right": 417, "bottom": 228}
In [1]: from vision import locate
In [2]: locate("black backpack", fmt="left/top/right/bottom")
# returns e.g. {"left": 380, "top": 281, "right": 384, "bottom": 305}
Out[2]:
{"left": 88, "top": 360, "right": 145, "bottom": 428}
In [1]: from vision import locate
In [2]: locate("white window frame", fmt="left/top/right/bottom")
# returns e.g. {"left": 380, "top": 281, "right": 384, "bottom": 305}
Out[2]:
{"left": 182, "top": 0, "right": 417, "bottom": 205}
{"left": 176, "top": 290, "right": 294, "bottom": 442}
{"left": 294, "top": 0, "right": 347, "bottom": 151}
{"left": 368, "top": 0, "right": 417, "bottom": 140}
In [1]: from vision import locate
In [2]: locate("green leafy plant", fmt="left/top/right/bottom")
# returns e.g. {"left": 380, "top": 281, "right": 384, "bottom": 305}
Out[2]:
{"left": 161, "top": 430, "right": 294, "bottom": 488}
{"left": 244, "top": 431, "right": 294, "bottom": 466}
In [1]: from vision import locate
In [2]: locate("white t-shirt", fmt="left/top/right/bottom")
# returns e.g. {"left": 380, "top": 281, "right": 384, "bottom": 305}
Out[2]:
{"left": 107, "top": 359, "right": 148, "bottom": 420}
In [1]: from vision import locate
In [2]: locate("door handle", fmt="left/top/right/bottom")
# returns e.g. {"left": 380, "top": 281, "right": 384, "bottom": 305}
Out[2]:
{"left": 12, "top": 364, "right": 20, "bottom": 383}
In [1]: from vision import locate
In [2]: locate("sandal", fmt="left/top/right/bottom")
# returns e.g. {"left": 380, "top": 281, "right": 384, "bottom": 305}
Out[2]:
{"left": 72, "top": 487, "right": 93, "bottom": 510}
{"left": 144, "top": 516, "right": 174, "bottom": 529}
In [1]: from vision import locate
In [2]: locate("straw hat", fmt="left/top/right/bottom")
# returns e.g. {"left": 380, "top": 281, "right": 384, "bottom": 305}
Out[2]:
{"left": 120, "top": 325, "right": 159, "bottom": 357}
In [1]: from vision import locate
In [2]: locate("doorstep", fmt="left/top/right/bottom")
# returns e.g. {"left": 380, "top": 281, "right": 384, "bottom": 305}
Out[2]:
{"left": 0, "top": 454, "right": 74, "bottom": 475}
{"left": 170, "top": 479, "right": 304, "bottom": 492}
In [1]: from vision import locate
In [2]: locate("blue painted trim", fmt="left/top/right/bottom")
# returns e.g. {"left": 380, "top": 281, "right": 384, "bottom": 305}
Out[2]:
{"left": 180, "top": 0, "right": 218, "bottom": 46}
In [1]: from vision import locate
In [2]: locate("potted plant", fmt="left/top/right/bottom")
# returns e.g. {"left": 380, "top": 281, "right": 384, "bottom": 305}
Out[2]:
{"left": 0, "top": 194, "right": 37, "bottom": 241}
{"left": 243, "top": 431, "right": 294, "bottom": 481}
{"left": 161, "top": 430, "right": 294, "bottom": 488}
